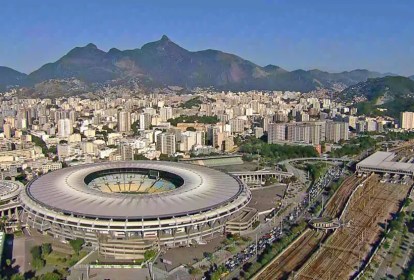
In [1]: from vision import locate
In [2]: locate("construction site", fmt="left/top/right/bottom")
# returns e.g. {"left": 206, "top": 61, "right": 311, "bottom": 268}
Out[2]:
{"left": 295, "top": 174, "right": 410, "bottom": 279}
{"left": 254, "top": 175, "right": 365, "bottom": 280}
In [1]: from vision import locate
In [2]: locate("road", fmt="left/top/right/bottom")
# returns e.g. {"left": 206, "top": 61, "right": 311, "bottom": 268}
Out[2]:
{"left": 224, "top": 166, "right": 343, "bottom": 280}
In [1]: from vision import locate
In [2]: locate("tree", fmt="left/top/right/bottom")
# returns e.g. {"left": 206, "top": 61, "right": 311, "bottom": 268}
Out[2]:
{"left": 188, "top": 266, "right": 202, "bottom": 275}
{"left": 31, "top": 245, "right": 42, "bottom": 260}
{"left": 186, "top": 127, "right": 196, "bottom": 132}
{"left": 32, "top": 257, "right": 45, "bottom": 270}
{"left": 0, "top": 216, "right": 8, "bottom": 231}
{"left": 10, "top": 274, "right": 25, "bottom": 280}
{"left": 42, "top": 243, "right": 52, "bottom": 257}
{"left": 69, "top": 238, "right": 85, "bottom": 255}
{"left": 144, "top": 249, "right": 157, "bottom": 261}
{"left": 40, "top": 272, "right": 62, "bottom": 280}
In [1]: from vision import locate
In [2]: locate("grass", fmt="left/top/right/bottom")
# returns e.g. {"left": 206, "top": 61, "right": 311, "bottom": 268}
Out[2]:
{"left": 44, "top": 251, "right": 70, "bottom": 266}
{"left": 44, "top": 250, "right": 88, "bottom": 268}
{"left": 14, "top": 230, "right": 23, "bottom": 237}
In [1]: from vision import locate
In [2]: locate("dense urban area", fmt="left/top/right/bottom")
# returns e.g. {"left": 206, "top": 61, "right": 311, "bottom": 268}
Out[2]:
{"left": 0, "top": 79, "right": 414, "bottom": 280}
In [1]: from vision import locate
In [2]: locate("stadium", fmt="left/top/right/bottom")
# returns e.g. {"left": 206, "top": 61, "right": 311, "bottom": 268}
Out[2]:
{"left": 19, "top": 161, "right": 252, "bottom": 259}
{"left": 0, "top": 180, "right": 23, "bottom": 228}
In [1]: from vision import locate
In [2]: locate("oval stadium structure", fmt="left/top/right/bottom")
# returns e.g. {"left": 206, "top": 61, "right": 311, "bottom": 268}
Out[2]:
{"left": 20, "top": 161, "right": 251, "bottom": 259}
{"left": 0, "top": 180, "right": 23, "bottom": 218}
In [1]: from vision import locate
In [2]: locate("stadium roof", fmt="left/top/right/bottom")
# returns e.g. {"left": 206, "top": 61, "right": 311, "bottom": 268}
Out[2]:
{"left": 26, "top": 161, "right": 245, "bottom": 219}
{"left": 0, "top": 180, "right": 23, "bottom": 201}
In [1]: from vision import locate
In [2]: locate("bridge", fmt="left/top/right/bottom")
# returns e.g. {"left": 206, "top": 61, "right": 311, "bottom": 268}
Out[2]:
{"left": 229, "top": 170, "right": 293, "bottom": 185}
{"left": 278, "top": 157, "right": 353, "bottom": 165}
{"left": 309, "top": 217, "right": 342, "bottom": 230}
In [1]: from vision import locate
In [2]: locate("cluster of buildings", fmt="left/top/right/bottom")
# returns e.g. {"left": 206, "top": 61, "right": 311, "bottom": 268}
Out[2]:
{"left": 0, "top": 88, "right": 404, "bottom": 180}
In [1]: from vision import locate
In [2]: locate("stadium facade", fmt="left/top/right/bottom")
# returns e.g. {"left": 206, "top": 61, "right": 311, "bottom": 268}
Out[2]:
{"left": 19, "top": 161, "right": 252, "bottom": 259}
{"left": 0, "top": 180, "right": 23, "bottom": 230}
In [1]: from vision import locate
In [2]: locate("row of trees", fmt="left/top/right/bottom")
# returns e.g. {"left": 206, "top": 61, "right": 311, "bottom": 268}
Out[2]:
{"left": 167, "top": 115, "right": 219, "bottom": 126}
{"left": 306, "top": 163, "right": 328, "bottom": 182}
{"left": 240, "top": 137, "right": 318, "bottom": 163}
{"left": 1, "top": 272, "right": 63, "bottom": 280}
{"left": 330, "top": 136, "right": 377, "bottom": 158}
{"left": 180, "top": 97, "right": 203, "bottom": 109}
{"left": 240, "top": 221, "right": 307, "bottom": 279}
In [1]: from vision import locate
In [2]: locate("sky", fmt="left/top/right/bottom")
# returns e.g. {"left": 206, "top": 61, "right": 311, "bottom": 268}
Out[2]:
{"left": 0, "top": 0, "right": 413, "bottom": 76}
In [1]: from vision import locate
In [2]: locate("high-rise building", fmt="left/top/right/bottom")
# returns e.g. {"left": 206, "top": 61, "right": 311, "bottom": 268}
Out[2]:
{"left": 269, "top": 122, "right": 325, "bottom": 145}
{"left": 229, "top": 118, "right": 245, "bottom": 134}
{"left": 268, "top": 123, "right": 286, "bottom": 143}
{"left": 140, "top": 113, "right": 152, "bottom": 130}
{"left": 57, "top": 143, "right": 71, "bottom": 159}
{"left": 325, "top": 121, "right": 349, "bottom": 143}
{"left": 57, "top": 118, "right": 73, "bottom": 138}
{"left": 255, "top": 127, "right": 264, "bottom": 139}
{"left": 156, "top": 133, "right": 176, "bottom": 156}
{"left": 3, "top": 123, "right": 11, "bottom": 139}
{"left": 160, "top": 107, "right": 173, "bottom": 122}
{"left": 120, "top": 143, "right": 134, "bottom": 161}
{"left": 401, "top": 112, "right": 414, "bottom": 130}
{"left": 117, "top": 111, "right": 131, "bottom": 132}
{"left": 179, "top": 131, "right": 197, "bottom": 152}
{"left": 356, "top": 121, "right": 366, "bottom": 133}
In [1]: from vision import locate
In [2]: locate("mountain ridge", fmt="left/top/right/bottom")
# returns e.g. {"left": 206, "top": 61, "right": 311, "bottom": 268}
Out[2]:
{"left": 0, "top": 36, "right": 406, "bottom": 92}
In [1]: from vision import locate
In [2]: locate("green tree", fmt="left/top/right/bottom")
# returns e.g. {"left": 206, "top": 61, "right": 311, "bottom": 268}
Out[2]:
{"left": 30, "top": 245, "right": 42, "bottom": 260}
{"left": 0, "top": 216, "right": 7, "bottom": 231}
{"left": 10, "top": 274, "right": 25, "bottom": 280}
{"left": 42, "top": 243, "right": 52, "bottom": 257}
{"left": 144, "top": 249, "right": 157, "bottom": 261}
{"left": 32, "top": 257, "right": 45, "bottom": 269}
{"left": 39, "top": 272, "right": 62, "bottom": 280}
{"left": 69, "top": 238, "right": 85, "bottom": 255}
{"left": 188, "top": 266, "right": 202, "bottom": 275}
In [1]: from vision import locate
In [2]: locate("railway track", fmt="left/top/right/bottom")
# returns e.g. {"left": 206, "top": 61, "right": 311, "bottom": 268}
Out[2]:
{"left": 254, "top": 174, "right": 359, "bottom": 280}
{"left": 296, "top": 176, "right": 408, "bottom": 279}
{"left": 256, "top": 230, "right": 326, "bottom": 280}
{"left": 323, "top": 175, "right": 364, "bottom": 218}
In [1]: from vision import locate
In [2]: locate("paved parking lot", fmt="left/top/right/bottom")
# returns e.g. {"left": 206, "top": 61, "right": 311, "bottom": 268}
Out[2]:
{"left": 11, "top": 235, "right": 35, "bottom": 274}
{"left": 248, "top": 185, "right": 286, "bottom": 213}
{"left": 155, "top": 235, "right": 225, "bottom": 272}
{"left": 88, "top": 268, "right": 150, "bottom": 280}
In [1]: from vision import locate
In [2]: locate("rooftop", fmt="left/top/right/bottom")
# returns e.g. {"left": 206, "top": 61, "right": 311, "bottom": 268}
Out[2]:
{"left": 25, "top": 161, "right": 249, "bottom": 219}
{"left": 357, "top": 151, "right": 414, "bottom": 172}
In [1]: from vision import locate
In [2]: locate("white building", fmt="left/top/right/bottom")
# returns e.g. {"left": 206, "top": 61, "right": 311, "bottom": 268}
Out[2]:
{"left": 57, "top": 119, "right": 73, "bottom": 138}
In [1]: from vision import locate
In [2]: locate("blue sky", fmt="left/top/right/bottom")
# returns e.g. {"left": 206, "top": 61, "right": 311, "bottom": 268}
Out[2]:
{"left": 1, "top": 0, "right": 413, "bottom": 75}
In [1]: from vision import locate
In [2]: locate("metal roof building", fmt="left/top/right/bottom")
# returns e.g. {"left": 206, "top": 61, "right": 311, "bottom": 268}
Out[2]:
{"left": 356, "top": 151, "right": 414, "bottom": 177}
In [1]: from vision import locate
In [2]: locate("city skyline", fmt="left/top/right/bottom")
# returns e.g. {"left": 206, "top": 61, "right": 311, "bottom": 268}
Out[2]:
{"left": 1, "top": 0, "right": 413, "bottom": 76}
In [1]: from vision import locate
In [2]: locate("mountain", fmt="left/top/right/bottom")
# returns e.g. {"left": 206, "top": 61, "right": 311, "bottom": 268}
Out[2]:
{"left": 341, "top": 76, "right": 414, "bottom": 117}
{"left": 1, "top": 36, "right": 390, "bottom": 93}
{"left": 27, "top": 43, "right": 119, "bottom": 85}
{"left": 409, "top": 75, "right": 414, "bottom": 81}
{"left": 0, "top": 66, "right": 27, "bottom": 90}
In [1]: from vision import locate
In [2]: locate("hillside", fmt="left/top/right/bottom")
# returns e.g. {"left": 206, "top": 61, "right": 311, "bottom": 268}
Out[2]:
{"left": 0, "top": 66, "right": 27, "bottom": 91}
{"left": 0, "top": 36, "right": 392, "bottom": 93}
{"left": 341, "top": 76, "right": 414, "bottom": 117}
